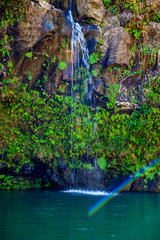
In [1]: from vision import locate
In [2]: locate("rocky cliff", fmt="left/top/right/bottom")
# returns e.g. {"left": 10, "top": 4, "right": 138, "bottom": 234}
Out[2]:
{"left": 0, "top": 0, "right": 160, "bottom": 191}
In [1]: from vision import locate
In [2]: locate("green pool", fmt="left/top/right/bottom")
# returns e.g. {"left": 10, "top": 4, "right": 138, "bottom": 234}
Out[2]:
{"left": 0, "top": 190, "right": 160, "bottom": 240}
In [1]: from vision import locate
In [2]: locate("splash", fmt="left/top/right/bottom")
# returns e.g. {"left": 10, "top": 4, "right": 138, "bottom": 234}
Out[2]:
{"left": 62, "top": 189, "right": 110, "bottom": 196}
{"left": 88, "top": 158, "right": 160, "bottom": 216}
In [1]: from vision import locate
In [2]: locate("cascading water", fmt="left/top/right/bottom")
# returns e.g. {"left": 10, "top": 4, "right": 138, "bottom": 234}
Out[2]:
{"left": 66, "top": 0, "right": 99, "bottom": 187}
{"left": 67, "top": 1, "right": 93, "bottom": 167}
{"left": 67, "top": 2, "right": 92, "bottom": 103}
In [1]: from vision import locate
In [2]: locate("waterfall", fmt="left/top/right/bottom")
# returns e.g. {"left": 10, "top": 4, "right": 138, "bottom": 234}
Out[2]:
{"left": 66, "top": 1, "right": 94, "bottom": 185}
{"left": 67, "top": 4, "right": 92, "bottom": 103}
{"left": 65, "top": 1, "right": 102, "bottom": 189}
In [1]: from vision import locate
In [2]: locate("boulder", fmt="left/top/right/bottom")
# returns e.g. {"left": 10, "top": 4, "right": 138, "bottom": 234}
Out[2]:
{"left": 15, "top": 5, "right": 62, "bottom": 52}
{"left": 117, "top": 9, "right": 133, "bottom": 27}
{"left": 33, "top": 0, "right": 53, "bottom": 10}
{"left": 102, "top": 65, "right": 121, "bottom": 85}
{"left": 143, "top": 22, "right": 160, "bottom": 47}
{"left": 92, "top": 76, "right": 105, "bottom": 95}
{"left": 102, "top": 27, "right": 132, "bottom": 68}
{"left": 103, "top": 15, "right": 120, "bottom": 33}
{"left": 76, "top": 0, "right": 106, "bottom": 23}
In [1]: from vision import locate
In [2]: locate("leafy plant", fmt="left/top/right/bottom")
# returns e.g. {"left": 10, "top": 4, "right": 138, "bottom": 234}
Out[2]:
{"left": 97, "top": 157, "right": 107, "bottom": 170}
{"left": 7, "top": 61, "right": 13, "bottom": 68}
{"left": 58, "top": 61, "right": 67, "bottom": 71}
{"left": 25, "top": 52, "right": 33, "bottom": 58}
{"left": 89, "top": 53, "right": 99, "bottom": 65}
{"left": 91, "top": 69, "right": 98, "bottom": 77}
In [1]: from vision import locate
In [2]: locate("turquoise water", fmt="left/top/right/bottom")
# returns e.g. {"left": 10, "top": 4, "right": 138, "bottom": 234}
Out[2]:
{"left": 0, "top": 190, "right": 160, "bottom": 240}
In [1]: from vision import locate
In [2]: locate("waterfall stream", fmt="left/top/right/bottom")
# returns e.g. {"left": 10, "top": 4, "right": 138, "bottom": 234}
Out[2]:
{"left": 67, "top": 6, "right": 92, "bottom": 103}
{"left": 66, "top": 1, "right": 96, "bottom": 184}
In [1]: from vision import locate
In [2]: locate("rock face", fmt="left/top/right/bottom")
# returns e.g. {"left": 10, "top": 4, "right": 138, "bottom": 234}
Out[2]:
{"left": 16, "top": 4, "right": 56, "bottom": 51}
{"left": 10, "top": 1, "right": 73, "bottom": 95}
{"left": 0, "top": 0, "right": 160, "bottom": 192}
{"left": 1, "top": 0, "right": 158, "bottom": 111}
{"left": 48, "top": 163, "right": 160, "bottom": 192}
{"left": 131, "top": 175, "right": 160, "bottom": 192}
{"left": 49, "top": 160, "right": 106, "bottom": 189}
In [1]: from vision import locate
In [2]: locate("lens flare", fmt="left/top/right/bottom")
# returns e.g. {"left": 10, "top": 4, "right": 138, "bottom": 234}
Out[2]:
{"left": 88, "top": 158, "right": 160, "bottom": 217}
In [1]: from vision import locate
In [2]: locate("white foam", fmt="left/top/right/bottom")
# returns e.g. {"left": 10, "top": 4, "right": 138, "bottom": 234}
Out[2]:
{"left": 62, "top": 189, "right": 110, "bottom": 196}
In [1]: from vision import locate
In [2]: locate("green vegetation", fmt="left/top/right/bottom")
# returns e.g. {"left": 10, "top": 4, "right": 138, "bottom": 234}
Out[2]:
{"left": 0, "top": 76, "right": 159, "bottom": 187}
{"left": 25, "top": 52, "right": 33, "bottom": 58}
{"left": 89, "top": 53, "right": 99, "bottom": 65}
{"left": 0, "top": 0, "right": 28, "bottom": 58}
{"left": 0, "top": 175, "right": 41, "bottom": 190}
{"left": 103, "top": 0, "right": 159, "bottom": 39}
{"left": 0, "top": 0, "right": 160, "bottom": 190}
{"left": 91, "top": 69, "right": 98, "bottom": 77}
{"left": 58, "top": 61, "right": 67, "bottom": 71}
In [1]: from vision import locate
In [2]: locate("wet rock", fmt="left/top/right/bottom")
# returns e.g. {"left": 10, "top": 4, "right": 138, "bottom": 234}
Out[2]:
{"left": 61, "top": 20, "right": 72, "bottom": 36}
{"left": 82, "top": 24, "right": 102, "bottom": 54}
{"left": 42, "top": 13, "right": 57, "bottom": 32}
{"left": 10, "top": 0, "right": 72, "bottom": 92}
{"left": 16, "top": 5, "right": 48, "bottom": 51}
{"left": 87, "top": 38, "right": 97, "bottom": 54}
{"left": 21, "top": 163, "right": 34, "bottom": 175}
{"left": 50, "top": 160, "right": 106, "bottom": 190}
{"left": 82, "top": 24, "right": 101, "bottom": 36}
{"left": 105, "top": 175, "right": 132, "bottom": 192}
{"left": 131, "top": 175, "right": 160, "bottom": 192}
{"left": 75, "top": 168, "right": 106, "bottom": 190}
{"left": 76, "top": 0, "right": 106, "bottom": 23}
{"left": 91, "top": 63, "right": 106, "bottom": 96}
{"left": 62, "top": 63, "right": 72, "bottom": 81}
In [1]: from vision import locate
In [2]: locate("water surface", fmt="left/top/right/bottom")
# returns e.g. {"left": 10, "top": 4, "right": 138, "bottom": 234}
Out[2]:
{"left": 0, "top": 190, "right": 160, "bottom": 240}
